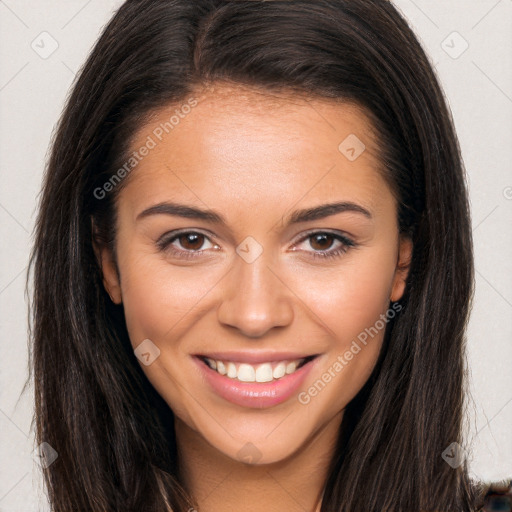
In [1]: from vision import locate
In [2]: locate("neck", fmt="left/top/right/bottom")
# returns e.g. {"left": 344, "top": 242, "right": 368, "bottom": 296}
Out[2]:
{"left": 174, "top": 411, "right": 343, "bottom": 512}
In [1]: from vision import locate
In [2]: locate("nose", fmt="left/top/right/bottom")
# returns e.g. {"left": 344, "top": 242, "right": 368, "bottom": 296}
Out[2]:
{"left": 216, "top": 246, "right": 294, "bottom": 338}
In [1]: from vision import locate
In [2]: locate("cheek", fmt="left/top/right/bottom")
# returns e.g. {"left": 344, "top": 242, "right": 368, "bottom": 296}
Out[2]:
{"left": 116, "top": 248, "right": 223, "bottom": 422}
{"left": 290, "top": 249, "right": 396, "bottom": 344}
{"left": 117, "top": 246, "right": 222, "bottom": 347}
{"left": 290, "top": 249, "right": 396, "bottom": 415}
{"left": 119, "top": 238, "right": 396, "bottom": 348}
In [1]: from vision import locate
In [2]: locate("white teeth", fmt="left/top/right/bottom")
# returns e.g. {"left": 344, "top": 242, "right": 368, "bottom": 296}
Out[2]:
{"left": 227, "top": 362, "right": 237, "bottom": 379}
{"left": 272, "top": 362, "right": 286, "bottom": 379}
{"left": 216, "top": 360, "right": 226, "bottom": 375}
{"left": 204, "top": 357, "right": 308, "bottom": 382}
{"left": 255, "top": 363, "right": 273, "bottom": 383}
{"left": 286, "top": 361, "right": 298, "bottom": 374}
{"left": 238, "top": 364, "right": 256, "bottom": 382}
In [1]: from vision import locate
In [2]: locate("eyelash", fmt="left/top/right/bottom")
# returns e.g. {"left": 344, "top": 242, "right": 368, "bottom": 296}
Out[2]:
{"left": 156, "top": 229, "right": 356, "bottom": 261}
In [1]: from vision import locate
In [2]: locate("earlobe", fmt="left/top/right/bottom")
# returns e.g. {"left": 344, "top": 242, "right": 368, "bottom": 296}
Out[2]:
{"left": 101, "top": 254, "right": 122, "bottom": 304}
{"left": 390, "top": 235, "right": 413, "bottom": 303}
{"left": 91, "top": 221, "right": 122, "bottom": 304}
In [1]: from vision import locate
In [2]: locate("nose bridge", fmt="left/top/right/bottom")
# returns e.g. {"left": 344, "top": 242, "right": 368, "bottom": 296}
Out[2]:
{"left": 216, "top": 237, "right": 294, "bottom": 337}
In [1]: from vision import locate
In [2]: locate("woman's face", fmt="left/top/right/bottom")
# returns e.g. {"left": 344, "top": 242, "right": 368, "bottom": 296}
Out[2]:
{"left": 98, "top": 85, "right": 412, "bottom": 465}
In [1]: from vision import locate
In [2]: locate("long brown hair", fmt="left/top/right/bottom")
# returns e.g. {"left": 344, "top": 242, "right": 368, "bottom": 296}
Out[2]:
{"left": 28, "top": 1, "right": 486, "bottom": 510}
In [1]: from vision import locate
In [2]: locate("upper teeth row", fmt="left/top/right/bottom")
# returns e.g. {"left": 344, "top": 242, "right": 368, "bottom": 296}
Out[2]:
{"left": 204, "top": 358, "right": 305, "bottom": 382}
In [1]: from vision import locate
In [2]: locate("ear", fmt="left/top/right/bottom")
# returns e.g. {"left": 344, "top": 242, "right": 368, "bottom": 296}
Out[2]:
{"left": 91, "top": 219, "right": 122, "bottom": 304}
{"left": 390, "top": 234, "right": 413, "bottom": 303}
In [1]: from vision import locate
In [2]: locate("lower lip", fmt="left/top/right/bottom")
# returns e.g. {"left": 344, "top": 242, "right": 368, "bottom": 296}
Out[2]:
{"left": 194, "top": 356, "right": 318, "bottom": 409}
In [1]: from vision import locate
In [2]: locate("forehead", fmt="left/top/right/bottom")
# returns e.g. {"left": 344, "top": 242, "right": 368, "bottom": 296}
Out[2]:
{"left": 121, "top": 84, "right": 391, "bottom": 217}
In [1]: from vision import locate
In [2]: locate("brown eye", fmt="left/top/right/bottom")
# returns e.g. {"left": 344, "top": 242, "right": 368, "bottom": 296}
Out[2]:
{"left": 309, "top": 233, "right": 335, "bottom": 251}
{"left": 178, "top": 233, "right": 205, "bottom": 251}
{"left": 293, "top": 231, "right": 355, "bottom": 261}
{"left": 157, "top": 230, "right": 219, "bottom": 260}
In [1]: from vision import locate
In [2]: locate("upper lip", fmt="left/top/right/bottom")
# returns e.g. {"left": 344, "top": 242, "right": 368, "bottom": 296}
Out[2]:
{"left": 194, "top": 351, "right": 318, "bottom": 364}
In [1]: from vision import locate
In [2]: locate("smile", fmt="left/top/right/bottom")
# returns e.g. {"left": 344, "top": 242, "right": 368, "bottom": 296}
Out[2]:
{"left": 194, "top": 353, "right": 320, "bottom": 408}
{"left": 200, "top": 356, "right": 314, "bottom": 382}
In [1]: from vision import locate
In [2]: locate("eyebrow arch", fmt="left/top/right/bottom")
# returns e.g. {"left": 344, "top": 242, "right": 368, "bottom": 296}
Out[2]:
{"left": 288, "top": 201, "right": 372, "bottom": 223}
{"left": 136, "top": 200, "right": 373, "bottom": 225}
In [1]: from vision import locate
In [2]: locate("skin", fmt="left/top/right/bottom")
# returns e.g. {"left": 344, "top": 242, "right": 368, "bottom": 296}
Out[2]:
{"left": 96, "top": 84, "right": 412, "bottom": 512}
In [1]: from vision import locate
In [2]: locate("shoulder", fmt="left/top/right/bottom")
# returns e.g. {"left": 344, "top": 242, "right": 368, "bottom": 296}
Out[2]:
{"left": 473, "top": 479, "right": 512, "bottom": 511}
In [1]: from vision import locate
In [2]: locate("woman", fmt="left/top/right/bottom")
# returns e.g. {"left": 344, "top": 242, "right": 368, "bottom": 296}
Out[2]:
{"left": 28, "top": 0, "right": 510, "bottom": 510}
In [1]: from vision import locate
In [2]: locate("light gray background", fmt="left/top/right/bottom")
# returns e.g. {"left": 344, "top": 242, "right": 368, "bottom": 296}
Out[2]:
{"left": 1, "top": 1, "right": 511, "bottom": 510}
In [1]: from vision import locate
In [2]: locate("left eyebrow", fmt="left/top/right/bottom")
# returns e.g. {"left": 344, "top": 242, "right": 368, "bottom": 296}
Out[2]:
{"left": 286, "top": 201, "right": 373, "bottom": 224}
{"left": 135, "top": 200, "right": 373, "bottom": 225}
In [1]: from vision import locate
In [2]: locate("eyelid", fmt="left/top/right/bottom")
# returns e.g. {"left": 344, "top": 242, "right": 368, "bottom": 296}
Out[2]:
{"left": 156, "top": 228, "right": 217, "bottom": 245}
{"left": 156, "top": 228, "right": 356, "bottom": 259}
{"left": 157, "top": 228, "right": 353, "bottom": 246}
{"left": 290, "top": 228, "right": 355, "bottom": 246}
